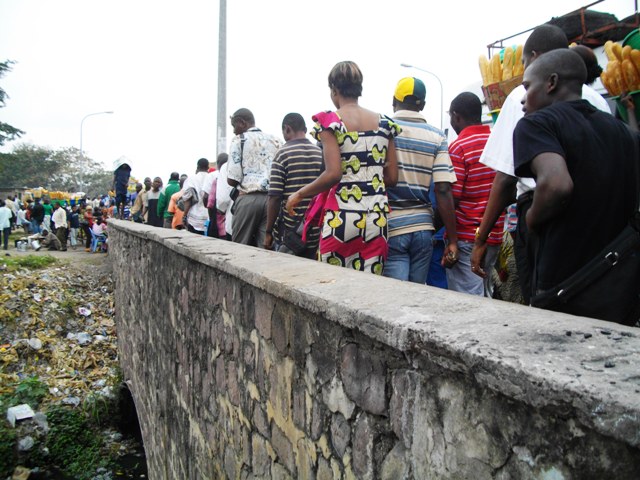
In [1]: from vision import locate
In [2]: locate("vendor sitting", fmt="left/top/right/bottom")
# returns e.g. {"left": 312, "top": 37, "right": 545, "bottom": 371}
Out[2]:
{"left": 39, "top": 229, "right": 63, "bottom": 251}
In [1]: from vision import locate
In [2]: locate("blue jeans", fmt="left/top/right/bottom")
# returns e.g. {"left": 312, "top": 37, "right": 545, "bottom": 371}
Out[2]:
{"left": 30, "top": 219, "right": 41, "bottom": 234}
{"left": 383, "top": 230, "right": 433, "bottom": 283}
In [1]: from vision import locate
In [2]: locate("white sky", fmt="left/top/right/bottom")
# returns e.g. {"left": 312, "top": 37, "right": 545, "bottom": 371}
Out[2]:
{"left": 0, "top": 0, "right": 635, "bottom": 185}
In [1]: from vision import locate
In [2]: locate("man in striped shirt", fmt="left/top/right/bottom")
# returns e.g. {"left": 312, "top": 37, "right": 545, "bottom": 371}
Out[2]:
{"left": 384, "top": 77, "right": 458, "bottom": 283}
{"left": 265, "top": 113, "right": 323, "bottom": 258}
{"left": 447, "top": 92, "right": 504, "bottom": 296}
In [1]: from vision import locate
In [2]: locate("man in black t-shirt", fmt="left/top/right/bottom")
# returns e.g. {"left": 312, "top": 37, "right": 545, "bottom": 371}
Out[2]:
{"left": 513, "top": 49, "right": 638, "bottom": 314}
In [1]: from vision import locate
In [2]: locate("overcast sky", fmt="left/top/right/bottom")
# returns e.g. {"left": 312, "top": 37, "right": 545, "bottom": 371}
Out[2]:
{"left": 0, "top": 0, "right": 634, "bottom": 186}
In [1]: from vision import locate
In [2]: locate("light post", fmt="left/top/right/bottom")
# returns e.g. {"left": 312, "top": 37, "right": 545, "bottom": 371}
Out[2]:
{"left": 400, "top": 63, "right": 444, "bottom": 130}
{"left": 79, "top": 111, "right": 113, "bottom": 192}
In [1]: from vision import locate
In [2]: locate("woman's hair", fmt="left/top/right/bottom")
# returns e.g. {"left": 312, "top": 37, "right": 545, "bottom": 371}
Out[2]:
{"left": 328, "top": 61, "right": 363, "bottom": 98}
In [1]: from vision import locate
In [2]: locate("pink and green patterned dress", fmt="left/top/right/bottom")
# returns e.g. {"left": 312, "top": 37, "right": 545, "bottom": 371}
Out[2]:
{"left": 311, "top": 111, "right": 401, "bottom": 275}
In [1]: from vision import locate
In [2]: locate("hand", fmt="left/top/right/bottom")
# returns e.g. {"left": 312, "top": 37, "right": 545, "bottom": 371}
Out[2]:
{"left": 264, "top": 232, "right": 274, "bottom": 250}
{"left": 286, "top": 192, "right": 301, "bottom": 217}
{"left": 441, "top": 242, "right": 459, "bottom": 269}
{"left": 470, "top": 242, "right": 487, "bottom": 278}
{"left": 621, "top": 92, "right": 635, "bottom": 111}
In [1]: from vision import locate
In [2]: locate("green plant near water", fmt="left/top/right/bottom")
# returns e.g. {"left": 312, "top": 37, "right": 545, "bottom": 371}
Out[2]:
{"left": 0, "top": 254, "right": 57, "bottom": 272}
{"left": 82, "top": 392, "right": 114, "bottom": 427}
{"left": 45, "top": 405, "right": 111, "bottom": 479}
{"left": 0, "top": 423, "right": 17, "bottom": 478}
{"left": 0, "top": 376, "right": 48, "bottom": 411}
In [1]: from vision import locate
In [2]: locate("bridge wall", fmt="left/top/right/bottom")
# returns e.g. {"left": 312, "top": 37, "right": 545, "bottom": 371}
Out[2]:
{"left": 110, "top": 221, "right": 640, "bottom": 480}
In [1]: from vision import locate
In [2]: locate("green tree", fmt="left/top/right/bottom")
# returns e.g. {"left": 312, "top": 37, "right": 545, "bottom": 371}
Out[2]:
{"left": 48, "top": 147, "right": 109, "bottom": 193}
{"left": 0, "top": 144, "right": 59, "bottom": 188}
{"left": 0, "top": 60, "right": 25, "bottom": 146}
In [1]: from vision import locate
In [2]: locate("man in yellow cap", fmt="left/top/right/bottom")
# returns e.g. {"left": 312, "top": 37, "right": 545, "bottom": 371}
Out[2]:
{"left": 383, "top": 77, "right": 458, "bottom": 284}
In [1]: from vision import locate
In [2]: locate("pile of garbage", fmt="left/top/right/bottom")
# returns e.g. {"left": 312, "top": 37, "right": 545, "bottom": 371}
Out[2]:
{"left": 0, "top": 258, "right": 146, "bottom": 479}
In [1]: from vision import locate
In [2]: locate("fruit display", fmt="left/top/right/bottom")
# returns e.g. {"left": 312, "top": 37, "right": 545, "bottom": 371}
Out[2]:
{"left": 479, "top": 45, "right": 525, "bottom": 112}
{"left": 478, "top": 45, "right": 524, "bottom": 86}
{"left": 600, "top": 39, "right": 640, "bottom": 95}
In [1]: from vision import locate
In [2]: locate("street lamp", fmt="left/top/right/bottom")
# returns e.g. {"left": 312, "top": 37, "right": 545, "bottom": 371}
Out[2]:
{"left": 400, "top": 63, "right": 443, "bottom": 130}
{"left": 79, "top": 111, "right": 113, "bottom": 192}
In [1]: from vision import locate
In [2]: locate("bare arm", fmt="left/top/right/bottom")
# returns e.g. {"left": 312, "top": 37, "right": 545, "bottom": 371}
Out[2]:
{"left": 383, "top": 138, "right": 398, "bottom": 187}
{"left": 526, "top": 152, "right": 573, "bottom": 232}
{"left": 286, "top": 130, "right": 342, "bottom": 215}
{"left": 435, "top": 182, "right": 459, "bottom": 267}
{"left": 470, "top": 171, "right": 517, "bottom": 277}
{"left": 264, "top": 195, "right": 281, "bottom": 250}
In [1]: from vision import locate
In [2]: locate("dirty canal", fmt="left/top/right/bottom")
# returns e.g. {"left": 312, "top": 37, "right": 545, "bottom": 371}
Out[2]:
{"left": 0, "top": 250, "right": 147, "bottom": 479}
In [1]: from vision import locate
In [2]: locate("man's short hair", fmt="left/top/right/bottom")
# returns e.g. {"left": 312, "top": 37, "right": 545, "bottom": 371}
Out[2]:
{"left": 450, "top": 92, "right": 483, "bottom": 123}
{"left": 282, "top": 113, "right": 306, "bottom": 132}
{"left": 571, "top": 44, "right": 603, "bottom": 85}
{"left": 231, "top": 108, "right": 255, "bottom": 125}
{"left": 170, "top": 172, "right": 180, "bottom": 181}
{"left": 328, "top": 61, "right": 363, "bottom": 98}
{"left": 524, "top": 24, "right": 569, "bottom": 56}
{"left": 528, "top": 49, "right": 587, "bottom": 93}
{"left": 197, "top": 158, "right": 209, "bottom": 171}
{"left": 216, "top": 153, "right": 228, "bottom": 169}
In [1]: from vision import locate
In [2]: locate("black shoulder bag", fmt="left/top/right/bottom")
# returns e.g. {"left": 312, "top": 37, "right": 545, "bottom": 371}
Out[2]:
{"left": 530, "top": 162, "right": 640, "bottom": 327}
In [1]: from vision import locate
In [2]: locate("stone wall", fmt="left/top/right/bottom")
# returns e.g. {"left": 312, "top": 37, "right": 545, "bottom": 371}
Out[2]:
{"left": 110, "top": 221, "right": 640, "bottom": 480}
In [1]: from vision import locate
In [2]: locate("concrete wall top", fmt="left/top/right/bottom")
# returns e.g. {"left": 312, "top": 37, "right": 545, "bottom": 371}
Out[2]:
{"left": 110, "top": 220, "right": 640, "bottom": 447}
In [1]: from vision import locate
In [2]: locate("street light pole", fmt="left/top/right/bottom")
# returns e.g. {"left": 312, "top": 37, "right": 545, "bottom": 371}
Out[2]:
{"left": 79, "top": 111, "right": 113, "bottom": 192}
{"left": 400, "top": 63, "right": 444, "bottom": 130}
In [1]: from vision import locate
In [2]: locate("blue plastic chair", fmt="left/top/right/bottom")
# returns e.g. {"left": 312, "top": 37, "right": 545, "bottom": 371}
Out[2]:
{"left": 89, "top": 229, "right": 107, "bottom": 253}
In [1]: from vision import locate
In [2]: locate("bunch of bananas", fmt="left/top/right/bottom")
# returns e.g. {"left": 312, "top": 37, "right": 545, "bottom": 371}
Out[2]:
{"left": 601, "top": 40, "right": 640, "bottom": 96}
{"left": 479, "top": 45, "right": 525, "bottom": 86}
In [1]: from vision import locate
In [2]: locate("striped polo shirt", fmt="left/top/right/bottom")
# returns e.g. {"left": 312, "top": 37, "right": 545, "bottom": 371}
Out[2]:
{"left": 449, "top": 124, "right": 504, "bottom": 245}
{"left": 268, "top": 138, "right": 323, "bottom": 245}
{"left": 387, "top": 110, "right": 457, "bottom": 237}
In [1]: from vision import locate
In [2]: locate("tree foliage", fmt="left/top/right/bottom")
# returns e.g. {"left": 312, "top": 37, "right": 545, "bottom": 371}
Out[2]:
{"left": 0, "top": 143, "right": 113, "bottom": 195}
{"left": 0, "top": 60, "right": 25, "bottom": 146}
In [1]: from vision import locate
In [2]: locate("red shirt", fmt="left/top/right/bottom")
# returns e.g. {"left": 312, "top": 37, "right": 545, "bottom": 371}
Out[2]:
{"left": 449, "top": 124, "right": 504, "bottom": 245}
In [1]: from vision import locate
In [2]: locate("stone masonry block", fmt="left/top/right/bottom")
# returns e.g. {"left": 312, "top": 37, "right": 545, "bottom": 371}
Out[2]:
{"left": 272, "top": 301, "right": 293, "bottom": 356}
{"left": 216, "top": 356, "right": 226, "bottom": 392}
{"left": 340, "top": 343, "right": 387, "bottom": 415}
{"left": 271, "top": 423, "right": 296, "bottom": 475}
{"left": 253, "top": 404, "right": 271, "bottom": 439}
{"left": 252, "top": 433, "right": 270, "bottom": 477}
{"left": 352, "top": 412, "right": 375, "bottom": 480}
{"left": 330, "top": 413, "right": 351, "bottom": 458}
{"left": 380, "top": 441, "right": 410, "bottom": 480}
{"left": 389, "top": 370, "right": 421, "bottom": 449}
{"left": 254, "top": 290, "right": 274, "bottom": 340}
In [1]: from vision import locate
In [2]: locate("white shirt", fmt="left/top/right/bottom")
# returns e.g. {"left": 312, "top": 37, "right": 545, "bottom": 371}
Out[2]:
{"left": 0, "top": 206, "right": 11, "bottom": 229}
{"left": 52, "top": 207, "right": 67, "bottom": 229}
{"left": 216, "top": 162, "right": 233, "bottom": 235}
{"left": 182, "top": 171, "right": 209, "bottom": 232}
{"left": 480, "top": 83, "right": 612, "bottom": 198}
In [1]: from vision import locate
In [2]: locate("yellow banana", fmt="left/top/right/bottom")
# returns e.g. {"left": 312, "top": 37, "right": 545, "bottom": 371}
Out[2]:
{"left": 513, "top": 45, "right": 524, "bottom": 76}
{"left": 479, "top": 55, "right": 490, "bottom": 86}
{"left": 490, "top": 54, "right": 502, "bottom": 83}
{"left": 612, "top": 42, "right": 623, "bottom": 61}
{"left": 623, "top": 45, "right": 633, "bottom": 61}
{"left": 622, "top": 59, "right": 640, "bottom": 91}
{"left": 502, "top": 47, "right": 513, "bottom": 80}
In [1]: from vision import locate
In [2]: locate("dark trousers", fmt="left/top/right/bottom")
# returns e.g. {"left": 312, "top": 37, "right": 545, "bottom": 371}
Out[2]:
{"left": 1, "top": 227, "right": 10, "bottom": 250}
{"left": 514, "top": 191, "right": 534, "bottom": 304}
{"left": 56, "top": 227, "right": 67, "bottom": 251}
{"left": 83, "top": 225, "right": 92, "bottom": 248}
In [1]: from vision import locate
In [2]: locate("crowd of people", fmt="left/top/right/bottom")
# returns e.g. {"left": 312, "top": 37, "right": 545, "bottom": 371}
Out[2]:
{"left": 1, "top": 195, "right": 115, "bottom": 253}
{"left": 5, "top": 23, "right": 637, "bottom": 326}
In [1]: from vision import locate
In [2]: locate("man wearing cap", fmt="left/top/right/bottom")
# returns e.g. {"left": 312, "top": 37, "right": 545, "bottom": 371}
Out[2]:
{"left": 383, "top": 77, "right": 458, "bottom": 283}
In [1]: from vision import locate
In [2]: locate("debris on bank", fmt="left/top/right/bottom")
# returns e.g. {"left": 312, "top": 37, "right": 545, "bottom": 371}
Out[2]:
{"left": 0, "top": 257, "right": 147, "bottom": 479}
